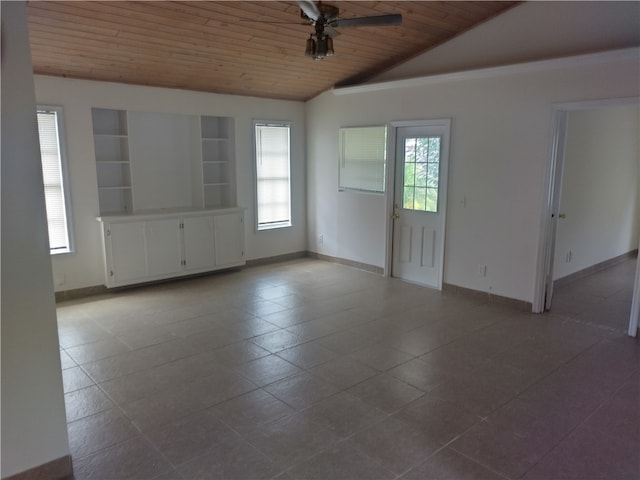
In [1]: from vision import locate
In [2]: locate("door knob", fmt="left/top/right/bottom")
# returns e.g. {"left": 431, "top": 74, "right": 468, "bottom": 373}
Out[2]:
{"left": 559, "top": 213, "right": 566, "bottom": 219}
{"left": 392, "top": 213, "right": 400, "bottom": 220}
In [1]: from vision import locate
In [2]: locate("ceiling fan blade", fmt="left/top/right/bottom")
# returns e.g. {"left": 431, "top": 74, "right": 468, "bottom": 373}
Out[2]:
{"left": 325, "top": 25, "right": 340, "bottom": 37}
{"left": 297, "top": 0, "right": 321, "bottom": 22}
{"left": 332, "top": 14, "right": 402, "bottom": 28}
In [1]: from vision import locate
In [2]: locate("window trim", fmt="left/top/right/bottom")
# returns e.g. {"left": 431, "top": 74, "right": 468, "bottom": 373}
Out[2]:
{"left": 253, "top": 120, "right": 293, "bottom": 232}
{"left": 36, "top": 105, "right": 74, "bottom": 255}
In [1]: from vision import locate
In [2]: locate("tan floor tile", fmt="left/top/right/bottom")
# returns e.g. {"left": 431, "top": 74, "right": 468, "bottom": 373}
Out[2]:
{"left": 248, "top": 413, "right": 340, "bottom": 470}
{"left": 211, "top": 389, "right": 296, "bottom": 434}
{"left": 399, "top": 447, "right": 506, "bottom": 480}
{"left": 72, "top": 435, "right": 174, "bottom": 480}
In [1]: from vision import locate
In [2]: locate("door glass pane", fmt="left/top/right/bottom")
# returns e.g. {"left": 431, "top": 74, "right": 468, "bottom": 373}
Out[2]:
{"left": 403, "top": 186, "right": 415, "bottom": 209}
{"left": 402, "top": 136, "right": 441, "bottom": 212}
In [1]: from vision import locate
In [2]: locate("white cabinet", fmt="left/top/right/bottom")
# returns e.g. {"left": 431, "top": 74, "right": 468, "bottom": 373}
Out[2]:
{"left": 108, "top": 222, "right": 147, "bottom": 285}
{"left": 183, "top": 215, "right": 216, "bottom": 272}
{"left": 98, "top": 208, "right": 244, "bottom": 288}
{"left": 146, "top": 218, "right": 183, "bottom": 277}
{"left": 214, "top": 213, "right": 244, "bottom": 266}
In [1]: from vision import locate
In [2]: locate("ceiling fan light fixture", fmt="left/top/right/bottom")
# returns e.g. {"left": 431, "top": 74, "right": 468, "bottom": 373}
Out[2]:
{"left": 326, "top": 36, "right": 334, "bottom": 56}
{"left": 316, "top": 35, "right": 328, "bottom": 59}
{"left": 305, "top": 35, "right": 316, "bottom": 57}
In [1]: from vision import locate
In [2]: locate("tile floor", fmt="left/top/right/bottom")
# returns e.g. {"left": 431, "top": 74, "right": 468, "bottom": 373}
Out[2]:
{"left": 550, "top": 255, "right": 637, "bottom": 333}
{"left": 57, "top": 259, "right": 639, "bottom": 480}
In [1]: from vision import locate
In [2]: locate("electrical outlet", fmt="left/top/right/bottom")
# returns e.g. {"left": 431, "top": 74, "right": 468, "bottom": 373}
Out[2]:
{"left": 477, "top": 264, "right": 487, "bottom": 277}
{"left": 565, "top": 250, "right": 572, "bottom": 263}
{"left": 319, "top": 234, "right": 324, "bottom": 244}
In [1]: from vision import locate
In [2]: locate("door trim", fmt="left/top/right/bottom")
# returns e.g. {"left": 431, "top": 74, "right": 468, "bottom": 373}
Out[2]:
{"left": 385, "top": 119, "right": 451, "bottom": 290}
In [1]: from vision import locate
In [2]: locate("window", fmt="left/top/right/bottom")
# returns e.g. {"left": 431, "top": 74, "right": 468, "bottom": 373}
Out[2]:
{"left": 339, "top": 126, "right": 387, "bottom": 193}
{"left": 36, "top": 107, "right": 72, "bottom": 254}
{"left": 402, "top": 136, "right": 441, "bottom": 212}
{"left": 254, "top": 122, "right": 292, "bottom": 230}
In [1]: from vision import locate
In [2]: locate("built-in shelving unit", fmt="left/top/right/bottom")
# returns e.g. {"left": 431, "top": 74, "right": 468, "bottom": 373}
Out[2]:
{"left": 92, "top": 108, "right": 133, "bottom": 214}
{"left": 91, "top": 110, "right": 237, "bottom": 213}
{"left": 201, "top": 116, "right": 235, "bottom": 208}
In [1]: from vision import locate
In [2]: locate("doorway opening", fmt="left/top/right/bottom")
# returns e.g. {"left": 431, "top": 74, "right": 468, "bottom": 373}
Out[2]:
{"left": 535, "top": 99, "right": 640, "bottom": 336}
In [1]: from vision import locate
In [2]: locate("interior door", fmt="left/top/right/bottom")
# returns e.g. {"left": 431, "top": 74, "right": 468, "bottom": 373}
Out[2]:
{"left": 544, "top": 111, "right": 569, "bottom": 310}
{"left": 392, "top": 122, "right": 450, "bottom": 288}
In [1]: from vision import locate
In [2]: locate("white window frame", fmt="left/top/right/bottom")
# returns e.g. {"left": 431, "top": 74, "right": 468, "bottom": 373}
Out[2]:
{"left": 36, "top": 105, "right": 74, "bottom": 255}
{"left": 253, "top": 121, "right": 292, "bottom": 231}
{"left": 338, "top": 125, "right": 387, "bottom": 194}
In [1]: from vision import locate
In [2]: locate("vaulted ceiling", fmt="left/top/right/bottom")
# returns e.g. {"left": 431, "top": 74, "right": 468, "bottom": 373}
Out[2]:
{"left": 27, "top": 1, "right": 519, "bottom": 101}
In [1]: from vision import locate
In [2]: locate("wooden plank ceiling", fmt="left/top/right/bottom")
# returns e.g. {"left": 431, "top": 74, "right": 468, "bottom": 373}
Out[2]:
{"left": 27, "top": 1, "right": 519, "bottom": 101}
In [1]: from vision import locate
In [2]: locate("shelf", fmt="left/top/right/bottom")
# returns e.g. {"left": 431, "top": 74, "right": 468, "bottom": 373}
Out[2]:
{"left": 94, "top": 134, "right": 128, "bottom": 139}
{"left": 92, "top": 108, "right": 128, "bottom": 136}
{"left": 202, "top": 160, "right": 229, "bottom": 164}
{"left": 98, "top": 187, "right": 133, "bottom": 215}
{"left": 201, "top": 137, "right": 229, "bottom": 142}
{"left": 204, "top": 183, "right": 230, "bottom": 187}
{"left": 201, "top": 116, "right": 233, "bottom": 140}
{"left": 94, "top": 135, "right": 130, "bottom": 163}
{"left": 202, "top": 139, "right": 230, "bottom": 163}
{"left": 204, "top": 184, "right": 232, "bottom": 208}
{"left": 92, "top": 107, "right": 132, "bottom": 216}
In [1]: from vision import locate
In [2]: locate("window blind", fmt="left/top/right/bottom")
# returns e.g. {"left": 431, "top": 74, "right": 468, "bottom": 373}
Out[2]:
{"left": 255, "top": 123, "right": 292, "bottom": 230}
{"left": 339, "top": 126, "right": 387, "bottom": 193}
{"left": 37, "top": 110, "right": 70, "bottom": 253}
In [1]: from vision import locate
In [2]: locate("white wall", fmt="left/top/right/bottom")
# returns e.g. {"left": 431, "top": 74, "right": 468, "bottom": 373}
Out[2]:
{"left": 306, "top": 53, "right": 640, "bottom": 303}
{"left": 553, "top": 106, "right": 639, "bottom": 279}
{"left": 35, "top": 76, "right": 307, "bottom": 291}
{"left": 1, "top": 2, "right": 70, "bottom": 477}
{"left": 373, "top": 1, "right": 640, "bottom": 83}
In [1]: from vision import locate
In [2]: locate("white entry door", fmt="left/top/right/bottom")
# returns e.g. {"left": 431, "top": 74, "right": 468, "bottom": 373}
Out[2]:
{"left": 392, "top": 122, "right": 450, "bottom": 288}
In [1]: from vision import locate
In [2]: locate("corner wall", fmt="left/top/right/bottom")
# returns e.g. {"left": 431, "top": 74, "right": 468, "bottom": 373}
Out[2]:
{"left": 34, "top": 76, "right": 307, "bottom": 291}
{"left": 306, "top": 53, "right": 640, "bottom": 303}
{"left": 1, "top": 2, "right": 70, "bottom": 477}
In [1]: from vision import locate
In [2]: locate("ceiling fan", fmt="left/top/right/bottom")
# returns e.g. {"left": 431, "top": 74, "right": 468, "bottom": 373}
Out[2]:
{"left": 296, "top": 1, "right": 402, "bottom": 60}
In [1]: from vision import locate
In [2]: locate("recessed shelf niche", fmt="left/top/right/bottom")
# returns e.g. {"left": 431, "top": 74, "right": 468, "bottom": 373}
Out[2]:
{"left": 92, "top": 108, "right": 133, "bottom": 214}
{"left": 201, "top": 116, "right": 236, "bottom": 208}
{"left": 91, "top": 109, "right": 236, "bottom": 214}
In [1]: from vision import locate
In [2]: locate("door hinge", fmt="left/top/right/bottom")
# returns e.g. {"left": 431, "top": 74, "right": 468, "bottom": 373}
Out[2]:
{"left": 179, "top": 222, "right": 184, "bottom": 229}
{"left": 109, "top": 270, "right": 114, "bottom": 277}
{"left": 106, "top": 229, "right": 111, "bottom": 236}
{"left": 181, "top": 259, "right": 186, "bottom": 266}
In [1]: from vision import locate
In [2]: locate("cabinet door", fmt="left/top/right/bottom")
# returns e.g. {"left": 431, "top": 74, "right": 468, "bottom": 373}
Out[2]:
{"left": 145, "top": 218, "right": 183, "bottom": 277}
{"left": 183, "top": 216, "right": 215, "bottom": 271}
{"left": 214, "top": 212, "right": 244, "bottom": 266}
{"left": 108, "top": 222, "right": 147, "bottom": 285}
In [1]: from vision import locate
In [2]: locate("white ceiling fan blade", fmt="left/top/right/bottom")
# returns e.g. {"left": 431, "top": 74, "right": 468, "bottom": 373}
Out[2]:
{"left": 332, "top": 14, "right": 402, "bottom": 28}
{"left": 297, "top": 0, "right": 321, "bottom": 22}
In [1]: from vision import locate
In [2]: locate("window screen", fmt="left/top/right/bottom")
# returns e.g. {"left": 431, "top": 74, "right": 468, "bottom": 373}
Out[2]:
{"left": 255, "top": 122, "right": 292, "bottom": 230}
{"left": 339, "top": 126, "right": 387, "bottom": 193}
